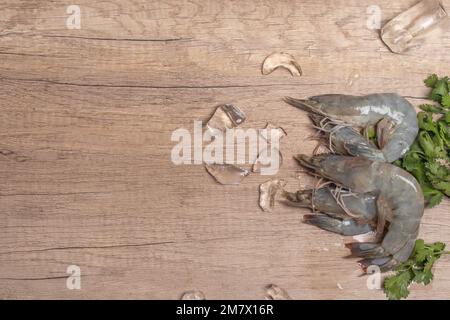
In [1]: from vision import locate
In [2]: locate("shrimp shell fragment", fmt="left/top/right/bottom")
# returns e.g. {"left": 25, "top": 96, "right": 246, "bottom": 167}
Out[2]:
{"left": 265, "top": 284, "right": 292, "bottom": 300}
{"left": 261, "top": 52, "right": 302, "bottom": 76}
{"left": 259, "top": 179, "right": 286, "bottom": 212}
{"left": 180, "top": 290, "right": 206, "bottom": 300}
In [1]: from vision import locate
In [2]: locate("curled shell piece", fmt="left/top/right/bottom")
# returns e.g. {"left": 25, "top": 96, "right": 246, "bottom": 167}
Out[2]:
{"left": 265, "top": 284, "right": 292, "bottom": 300}
{"left": 180, "top": 290, "right": 206, "bottom": 300}
{"left": 261, "top": 52, "right": 302, "bottom": 76}
{"left": 205, "top": 163, "right": 250, "bottom": 185}
{"left": 206, "top": 104, "right": 246, "bottom": 132}
{"left": 259, "top": 179, "right": 286, "bottom": 212}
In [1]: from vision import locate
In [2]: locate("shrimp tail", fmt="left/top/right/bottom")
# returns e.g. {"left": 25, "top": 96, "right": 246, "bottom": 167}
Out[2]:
{"left": 347, "top": 238, "right": 416, "bottom": 272}
{"left": 345, "top": 241, "right": 401, "bottom": 271}
{"left": 303, "top": 214, "right": 373, "bottom": 236}
{"left": 345, "top": 242, "right": 385, "bottom": 258}
{"left": 358, "top": 257, "right": 398, "bottom": 272}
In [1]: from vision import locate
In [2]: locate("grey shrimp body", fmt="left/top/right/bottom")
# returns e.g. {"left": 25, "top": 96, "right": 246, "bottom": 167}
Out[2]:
{"left": 282, "top": 186, "right": 377, "bottom": 236}
{"left": 285, "top": 93, "right": 418, "bottom": 162}
{"left": 295, "top": 154, "right": 424, "bottom": 271}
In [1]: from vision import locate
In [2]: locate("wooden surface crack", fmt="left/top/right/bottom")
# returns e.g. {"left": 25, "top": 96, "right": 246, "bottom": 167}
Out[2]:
{"left": 0, "top": 241, "right": 176, "bottom": 255}
{"left": 0, "top": 51, "right": 51, "bottom": 57}
{"left": 0, "top": 76, "right": 335, "bottom": 89}
{"left": 0, "top": 276, "right": 72, "bottom": 281}
{"left": 0, "top": 191, "right": 111, "bottom": 197}
{"left": 43, "top": 35, "right": 192, "bottom": 42}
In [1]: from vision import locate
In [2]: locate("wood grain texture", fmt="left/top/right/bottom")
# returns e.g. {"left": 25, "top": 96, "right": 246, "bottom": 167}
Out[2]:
{"left": 1, "top": 0, "right": 450, "bottom": 299}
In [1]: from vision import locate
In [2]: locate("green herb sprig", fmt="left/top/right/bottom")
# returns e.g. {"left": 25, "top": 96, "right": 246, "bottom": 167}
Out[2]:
{"left": 384, "top": 239, "right": 449, "bottom": 300}
{"left": 396, "top": 74, "right": 450, "bottom": 207}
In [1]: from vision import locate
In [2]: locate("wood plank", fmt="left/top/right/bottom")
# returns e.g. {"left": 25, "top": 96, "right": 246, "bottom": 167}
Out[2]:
{"left": 1, "top": 0, "right": 449, "bottom": 299}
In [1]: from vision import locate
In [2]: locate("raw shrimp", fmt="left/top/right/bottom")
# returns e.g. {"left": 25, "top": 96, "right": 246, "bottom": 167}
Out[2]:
{"left": 282, "top": 185, "right": 377, "bottom": 233}
{"left": 285, "top": 93, "right": 418, "bottom": 162}
{"left": 294, "top": 153, "right": 424, "bottom": 271}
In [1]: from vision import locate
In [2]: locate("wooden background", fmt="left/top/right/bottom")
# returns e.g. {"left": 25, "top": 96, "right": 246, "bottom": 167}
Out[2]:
{"left": 1, "top": 0, "right": 450, "bottom": 299}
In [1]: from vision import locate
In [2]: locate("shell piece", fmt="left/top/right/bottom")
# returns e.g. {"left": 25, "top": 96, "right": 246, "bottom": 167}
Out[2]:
{"left": 261, "top": 52, "right": 302, "bottom": 76}
{"left": 259, "top": 179, "right": 286, "bottom": 212}
{"left": 206, "top": 104, "right": 246, "bottom": 132}
{"left": 253, "top": 123, "right": 286, "bottom": 173}
{"left": 264, "top": 284, "right": 292, "bottom": 300}
{"left": 180, "top": 290, "right": 206, "bottom": 300}
{"left": 205, "top": 163, "right": 249, "bottom": 185}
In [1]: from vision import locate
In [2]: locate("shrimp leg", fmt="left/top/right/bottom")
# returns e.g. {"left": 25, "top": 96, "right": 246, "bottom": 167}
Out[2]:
{"left": 377, "top": 117, "right": 398, "bottom": 149}
{"left": 348, "top": 237, "right": 417, "bottom": 271}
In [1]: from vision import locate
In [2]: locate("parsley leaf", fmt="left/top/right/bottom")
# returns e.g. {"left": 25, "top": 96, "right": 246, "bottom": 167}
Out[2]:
{"left": 413, "top": 269, "right": 433, "bottom": 285}
{"left": 432, "top": 181, "right": 450, "bottom": 196}
{"left": 424, "top": 74, "right": 438, "bottom": 88}
{"left": 395, "top": 75, "right": 450, "bottom": 207}
{"left": 384, "top": 270, "right": 412, "bottom": 300}
{"left": 445, "top": 112, "right": 450, "bottom": 124}
{"left": 430, "top": 78, "right": 449, "bottom": 101}
{"left": 418, "top": 112, "right": 438, "bottom": 134}
{"left": 442, "top": 95, "right": 450, "bottom": 108}
{"left": 419, "top": 104, "right": 444, "bottom": 114}
{"left": 422, "top": 185, "right": 444, "bottom": 208}
{"left": 384, "top": 240, "right": 448, "bottom": 300}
